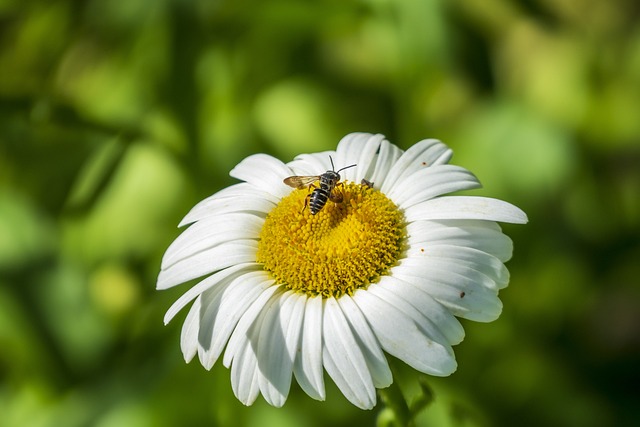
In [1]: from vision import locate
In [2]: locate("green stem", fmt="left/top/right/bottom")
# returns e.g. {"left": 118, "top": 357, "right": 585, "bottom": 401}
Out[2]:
{"left": 378, "top": 380, "right": 413, "bottom": 427}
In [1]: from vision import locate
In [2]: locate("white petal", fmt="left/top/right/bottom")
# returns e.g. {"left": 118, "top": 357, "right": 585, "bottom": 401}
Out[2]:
{"left": 368, "top": 138, "right": 403, "bottom": 188}
{"left": 352, "top": 134, "right": 387, "bottom": 184}
{"left": 230, "top": 333, "right": 261, "bottom": 406}
{"left": 256, "top": 293, "right": 290, "bottom": 407}
{"left": 403, "top": 245, "right": 510, "bottom": 289}
{"left": 198, "top": 271, "right": 274, "bottom": 369}
{"left": 336, "top": 295, "right": 392, "bottom": 388}
{"left": 179, "top": 183, "right": 278, "bottom": 226}
{"left": 391, "top": 264, "right": 503, "bottom": 322}
{"left": 229, "top": 153, "right": 293, "bottom": 199}
{"left": 162, "top": 213, "right": 263, "bottom": 270}
{"left": 198, "top": 281, "right": 239, "bottom": 369}
{"left": 157, "top": 240, "right": 258, "bottom": 290}
{"left": 397, "top": 256, "right": 502, "bottom": 292}
{"left": 180, "top": 296, "right": 201, "bottom": 362}
{"left": 223, "top": 284, "right": 283, "bottom": 368}
{"left": 376, "top": 276, "right": 465, "bottom": 345}
{"left": 366, "top": 282, "right": 457, "bottom": 354}
{"left": 293, "top": 295, "right": 325, "bottom": 401}
{"left": 406, "top": 219, "right": 513, "bottom": 262}
{"left": 335, "top": 133, "right": 386, "bottom": 183}
{"left": 282, "top": 294, "right": 306, "bottom": 362}
{"left": 164, "top": 262, "right": 260, "bottom": 325}
{"left": 405, "top": 196, "right": 528, "bottom": 224}
{"left": 256, "top": 291, "right": 305, "bottom": 407}
{"left": 387, "top": 165, "right": 481, "bottom": 208}
{"left": 427, "top": 142, "right": 454, "bottom": 166}
{"left": 322, "top": 297, "right": 376, "bottom": 409}
{"left": 287, "top": 150, "right": 335, "bottom": 176}
{"left": 230, "top": 289, "right": 285, "bottom": 405}
{"left": 353, "top": 287, "right": 457, "bottom": 376}
{"left": 380, "top": 138, "right": 452, "bottom": 193}
{"left": 183, "top": 196, "right": 273, "bottom": 223}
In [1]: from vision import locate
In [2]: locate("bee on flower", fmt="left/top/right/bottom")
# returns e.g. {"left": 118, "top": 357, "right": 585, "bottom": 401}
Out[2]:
{"left": 157, "top": 133, "right": 527, "bottom": 409}
{"left": 282, "top": 156, "right": 356, "bottom": 215}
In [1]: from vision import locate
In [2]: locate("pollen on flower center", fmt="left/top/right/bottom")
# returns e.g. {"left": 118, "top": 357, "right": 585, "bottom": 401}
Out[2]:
{"left": 257, "top": 182, "right": 405, "bottom": 297}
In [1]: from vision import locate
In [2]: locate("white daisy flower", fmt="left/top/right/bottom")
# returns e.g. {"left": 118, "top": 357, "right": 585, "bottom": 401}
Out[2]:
{"left": 157, "top": 133, "right": 527, "bottom": 409}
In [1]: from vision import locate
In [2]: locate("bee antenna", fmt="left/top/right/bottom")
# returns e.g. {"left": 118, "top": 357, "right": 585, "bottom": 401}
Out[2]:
{"left": 336, "top": 163, "right": 357, "bottom": 173}
{"left": 329, "top": 155, "right": 335, "bottom": 171}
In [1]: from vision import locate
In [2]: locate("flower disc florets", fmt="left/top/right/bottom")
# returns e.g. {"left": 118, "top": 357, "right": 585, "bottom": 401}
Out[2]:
{"left": 257, "top": 181, "right": 405, "bottom": 297}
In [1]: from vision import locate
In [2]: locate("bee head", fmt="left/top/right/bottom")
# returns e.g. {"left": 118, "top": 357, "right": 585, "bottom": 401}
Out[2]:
{"left": 323, "top": 170, "right": 341, "bottom": 185}
{"left": 328, "top": 156, "right": 357, "bottom": 182}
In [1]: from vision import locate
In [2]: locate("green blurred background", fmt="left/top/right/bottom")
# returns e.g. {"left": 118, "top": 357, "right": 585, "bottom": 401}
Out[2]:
{"left": 1, "top": 0, "right": 639, "bottom": 426}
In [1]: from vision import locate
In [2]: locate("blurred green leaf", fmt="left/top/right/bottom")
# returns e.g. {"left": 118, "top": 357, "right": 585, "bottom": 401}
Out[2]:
{"left": 64, "top": 137, "right": 127, "bottom": 215}
{"left": 0, "top": 190, "right": 54, "bottom": 270}
{"left": 61, "top": 142, "right": 189, "bottom": 264}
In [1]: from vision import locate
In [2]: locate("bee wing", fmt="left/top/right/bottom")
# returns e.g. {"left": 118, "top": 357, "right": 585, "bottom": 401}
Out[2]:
{"left": 283, "top": 175, "right": 320, "bottom": 188}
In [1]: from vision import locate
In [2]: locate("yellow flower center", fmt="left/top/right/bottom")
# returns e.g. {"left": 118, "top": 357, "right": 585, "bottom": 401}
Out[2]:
{"left": 257, "top": 181, "right": 405, "bottom": 297}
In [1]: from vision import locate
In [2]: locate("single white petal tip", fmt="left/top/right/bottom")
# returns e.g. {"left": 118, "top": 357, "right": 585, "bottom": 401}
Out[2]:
{"left": 158, "top": 132, "right": 526, "bottom": 408}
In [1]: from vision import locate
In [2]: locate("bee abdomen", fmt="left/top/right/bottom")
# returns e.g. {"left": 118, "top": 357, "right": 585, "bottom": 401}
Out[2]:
{"left": 309, "top": 188, "right": 330, "bottom": 215}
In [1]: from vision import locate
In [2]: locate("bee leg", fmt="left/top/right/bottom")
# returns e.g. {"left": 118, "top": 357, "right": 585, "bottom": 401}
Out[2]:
{"left": 329, "top": 192, "right": 343, "bottom": 203}
{"left": 329, "top": 184, "right": 344, "bottom": 204}
{"left": 301, "top": 192, "right": 312, "bottom": 213}
{"left": 332, "top": 181, "right": 346, "bottom": 204}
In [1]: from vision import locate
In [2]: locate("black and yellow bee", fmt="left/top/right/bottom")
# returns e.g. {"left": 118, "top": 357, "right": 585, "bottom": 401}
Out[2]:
{"left": 283, "top": 157, "right": 356, "bottom": 215}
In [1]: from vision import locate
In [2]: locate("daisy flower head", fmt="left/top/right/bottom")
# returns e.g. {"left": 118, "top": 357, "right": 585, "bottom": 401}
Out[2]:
{"left": 157, "top": 133, "right": 527, "bottom": 409}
